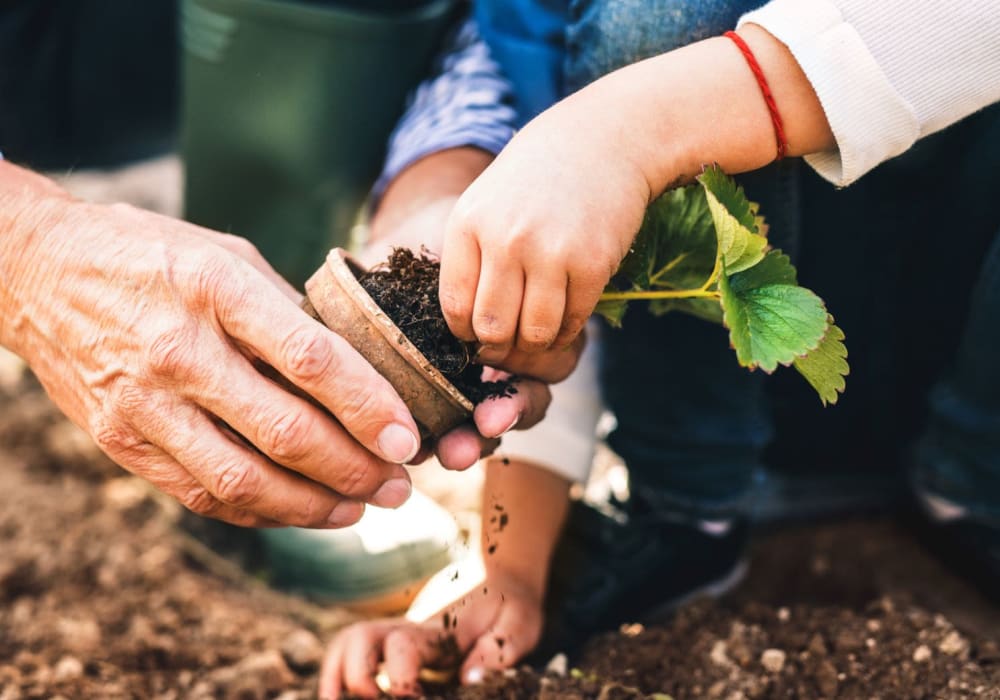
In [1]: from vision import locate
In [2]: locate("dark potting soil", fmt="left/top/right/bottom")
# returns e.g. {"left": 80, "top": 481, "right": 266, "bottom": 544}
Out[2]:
{"left": 357, "top": 248, "right": 516, "bottom": 404}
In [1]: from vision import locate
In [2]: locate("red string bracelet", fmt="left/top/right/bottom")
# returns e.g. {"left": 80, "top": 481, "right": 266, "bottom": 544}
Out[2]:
{"left": 723, "top": 30, "right": 788, "bottom": 160}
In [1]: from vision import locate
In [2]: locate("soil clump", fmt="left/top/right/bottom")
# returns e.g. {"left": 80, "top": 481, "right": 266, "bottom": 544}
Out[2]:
{"left": 357, "top": 248, "right": 516, "bottom": 404}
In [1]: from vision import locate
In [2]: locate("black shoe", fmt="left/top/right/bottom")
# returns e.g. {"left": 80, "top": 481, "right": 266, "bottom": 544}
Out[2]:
{"left": 910, "top": 499, "right": 1000, "bottom": 602}
{"left": 531, "top": 497, "right": 749, "bottom": 661}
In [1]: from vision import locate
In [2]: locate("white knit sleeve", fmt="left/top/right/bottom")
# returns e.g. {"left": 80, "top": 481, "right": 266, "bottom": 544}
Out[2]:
{"left": 495, "top": 322, "right": 603, "bottom": 485}
{"left": 739, "top": 0, "right": 1000, "bottom": 186}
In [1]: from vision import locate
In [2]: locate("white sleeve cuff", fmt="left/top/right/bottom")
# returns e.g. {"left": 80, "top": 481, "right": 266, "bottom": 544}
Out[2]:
{"left": 495, "top": 322, "right": 603, "bottom": 485}
{"left": 739, "top": 0, "right": 919, "bottom": 186}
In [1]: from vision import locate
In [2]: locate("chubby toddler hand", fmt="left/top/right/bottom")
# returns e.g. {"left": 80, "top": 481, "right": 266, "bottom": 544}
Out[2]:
{"left": 439, "top": 84, "right": 653, "bottom": 365}
{"left": 320, "top": 571, "right": 543, "bottom": 698}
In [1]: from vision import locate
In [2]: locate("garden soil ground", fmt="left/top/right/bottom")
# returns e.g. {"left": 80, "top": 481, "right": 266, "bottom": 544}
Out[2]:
{"left": 1, "top": 365, "right": 999, "bottom": 699}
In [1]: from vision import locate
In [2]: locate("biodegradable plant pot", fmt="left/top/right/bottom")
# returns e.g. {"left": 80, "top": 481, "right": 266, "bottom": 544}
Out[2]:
{"left": 303, "top": 248, "right": 474, "bottom": 438}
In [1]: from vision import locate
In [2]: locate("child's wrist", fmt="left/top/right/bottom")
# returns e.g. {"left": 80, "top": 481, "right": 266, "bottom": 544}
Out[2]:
{"left": 483, "top": 561, "right": 547, "bottom": 604}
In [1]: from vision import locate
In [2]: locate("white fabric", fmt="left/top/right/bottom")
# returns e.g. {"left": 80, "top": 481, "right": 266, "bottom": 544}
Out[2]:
{"left": 740, "top": 0, "right": 1000, "bottom": 185}
{"left": 497, "top": 321, "right": 603, "bottom": 485}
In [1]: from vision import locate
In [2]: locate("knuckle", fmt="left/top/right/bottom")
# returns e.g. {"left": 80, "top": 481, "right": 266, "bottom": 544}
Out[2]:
{"left": 261, "top": 409, "right": 314, "bottom": 465}
{"left": 282, "top": 325, "right": 334, "bottom": 384}
{"left": 333, "top": 385, "right": 383, "bottom": 436}
{"left": 221, "top": 234, "right": 261, "bottom": 260}
{"left": 190, "top": 255, "right": 233, "bottom": 303}
{"left": 178, "top": 485, "right": 220, "bottom": 516}
{"left": 146, "top": 322, "right": 198, "bottom": 378}
{"left": 91, "top": 415, "right": 149, "bottom": 459}
{"left": 212, "top": 460, "right": 262, "bottom": 507}
{"left": 336, "top": 461, "right": 377, "bottom": 498}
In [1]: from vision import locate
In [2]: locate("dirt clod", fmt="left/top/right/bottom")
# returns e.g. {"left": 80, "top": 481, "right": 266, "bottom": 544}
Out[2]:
{"left": 357, "top": 248, "right": 516, "bottom": 403}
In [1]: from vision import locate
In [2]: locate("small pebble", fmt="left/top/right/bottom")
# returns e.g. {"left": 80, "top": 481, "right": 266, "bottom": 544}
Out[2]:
{"left": 913, "top": 645, "right": 933, "bottom": 663}
{"left": 710, "top": 640, "right": 731, "bottom": 668}
{"left": 53, "top": 656, "right": 83, "bottom": 682}
{"left": 938, "top": 631, "right": 969, "bottom": 657}
{"left": 280, "top": 629, "right": 323, "bottom": 673}
{"left": 545, "top": 653, "right": 567, "bottom": 677}
{"left": 777, "top": 607, "right": 790, "bottom": 622}
{"left": 760, "top": 649, "right": 786, "bottom": 673}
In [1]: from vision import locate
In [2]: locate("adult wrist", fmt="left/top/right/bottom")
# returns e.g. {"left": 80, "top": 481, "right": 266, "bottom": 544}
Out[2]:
{"left": 0, "top": 164, "right": 76, "bottom": 355}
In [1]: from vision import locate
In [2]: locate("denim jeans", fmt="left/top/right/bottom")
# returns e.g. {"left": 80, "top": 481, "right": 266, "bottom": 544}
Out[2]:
{"left": 563, "top": 0, "right": 1000, "bottom": 521}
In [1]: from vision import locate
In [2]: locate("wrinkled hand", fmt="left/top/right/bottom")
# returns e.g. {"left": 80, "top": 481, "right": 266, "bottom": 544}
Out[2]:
{"left": 1, "top": 180, "right": 424, "bottom": 528}
{"left": 440, "top": 85, "right": 652, "bottom": 365}
{"left": 320, "top": 571, "right": 543, "bottom": 698}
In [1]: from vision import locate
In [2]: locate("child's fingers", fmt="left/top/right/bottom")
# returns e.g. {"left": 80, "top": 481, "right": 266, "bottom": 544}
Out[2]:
{"left": 494, "top": 330, "right": 586, "bottom": 384}
{"left": 338, "top": 625, "right": 386, "bottom": 698}
{"left": 460, "top": 600, "right": 543, "bottom": 684}
{"left": 516, "top": 271, "right": 567, "bottom": 353}
{"left": 471, "top": 258, "right": 524, "bottom": 365}
{"left": 551, "top": 272, "right": 605, "bottom": 349}
{"left": 382, "top": 628, "right": 447, "bottom": 697}
{"left": 473, "top": 378, "right": 552, "bottom": 437}
{"left": 318, "top": 633, "right": 346, "bottom": 699}
{"left": 440, "top": 217, "right": 482, "bottom": 343}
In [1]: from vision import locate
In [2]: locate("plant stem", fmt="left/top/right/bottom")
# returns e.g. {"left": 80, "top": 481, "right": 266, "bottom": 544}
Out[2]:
{"left": 598, "top": 288, "right": 720, "bottom": 301}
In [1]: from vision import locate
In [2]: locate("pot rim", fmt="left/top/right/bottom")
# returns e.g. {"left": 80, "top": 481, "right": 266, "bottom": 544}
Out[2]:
{"left": 325, "top": 248, "right": 475, "bottom": 414}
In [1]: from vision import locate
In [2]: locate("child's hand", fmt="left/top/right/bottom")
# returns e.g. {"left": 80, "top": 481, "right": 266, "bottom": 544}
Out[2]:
{"left": 319, "top": 571, "right": 543, "bottom": 699}
{"left": 439, "top": 84, "right": 653, "bottom": 365}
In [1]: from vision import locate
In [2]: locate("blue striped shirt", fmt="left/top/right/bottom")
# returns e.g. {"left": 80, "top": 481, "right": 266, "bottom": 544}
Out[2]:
{"left": 372, "top": 18, "right": 518, "bottom": 203}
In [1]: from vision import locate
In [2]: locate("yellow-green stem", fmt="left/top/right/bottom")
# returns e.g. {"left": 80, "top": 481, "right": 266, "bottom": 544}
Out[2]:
{"left": 598, "top": 288, "right": 720, "bottom": 302}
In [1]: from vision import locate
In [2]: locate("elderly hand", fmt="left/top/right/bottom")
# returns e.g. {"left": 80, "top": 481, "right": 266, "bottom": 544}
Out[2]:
{"left": 0, "top": 161, "right": 427, "bottom": 528}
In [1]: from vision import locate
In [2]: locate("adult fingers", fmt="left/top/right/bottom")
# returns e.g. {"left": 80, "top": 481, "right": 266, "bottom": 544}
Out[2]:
{"left": 439, "top": 212, "right": 482, "bottom": 343}
{"left": 470, "top": 259, "right": 524, "bottom": 365}
{"left": 205, "top": 231, "right": 302, "bottom": 303}
{"left": 101, "top": 434, "right": 280, "bottom": 528}
{"left": 196, "top": 353, "right": 412, "bottom": 508}
{"left": 214, "top": 281, "right": 421, "bottom": 466}
{"left": 434, "top": 425, "right": 500, "bottom": 471}
{"left": 134, "top": 395, "right": 365, "bottom": 528}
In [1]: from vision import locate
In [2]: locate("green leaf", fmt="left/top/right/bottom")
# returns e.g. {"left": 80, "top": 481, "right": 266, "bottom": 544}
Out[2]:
{"left": 698, "top": 165, "right": 769, "bottom": 274}
{"left": 719, "top": 251, "right": 828, "bottom": 372}
{"left": 793, "top": 318, "right": 849, "bottom": 405}
{"left": 618, "top": 184, "right": 718, "bottom": 292}
{"left": 594, "top": 295, "right": 628, "bottom": 327}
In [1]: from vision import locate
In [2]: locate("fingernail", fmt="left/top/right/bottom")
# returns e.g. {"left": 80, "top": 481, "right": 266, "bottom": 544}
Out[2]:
{"left": 464, "top": 667, "right": 484, "bottom": 684}
{"left": 497, "top": 413, "right": 520, "bottom": 437}
{"left": 370, "top": 477, "right": 412, "bottom": 509}
{"left": 327, "top": 500, "right": 364, "bottom": 528}
{"left": 377, "top": 423, "right": 419, "bottom": 463}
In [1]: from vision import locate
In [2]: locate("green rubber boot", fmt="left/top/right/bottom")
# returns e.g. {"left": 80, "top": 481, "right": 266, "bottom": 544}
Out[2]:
{"left": 259, "top": 490, "right": 459, "bottom": 614}
{"left": 180, "top": 0, "right": 458, "bottom": 286}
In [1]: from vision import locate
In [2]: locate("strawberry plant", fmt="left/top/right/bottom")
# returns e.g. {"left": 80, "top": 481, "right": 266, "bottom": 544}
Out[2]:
{"left": 595, "top": 165, "right": 848, "bottom": 404}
